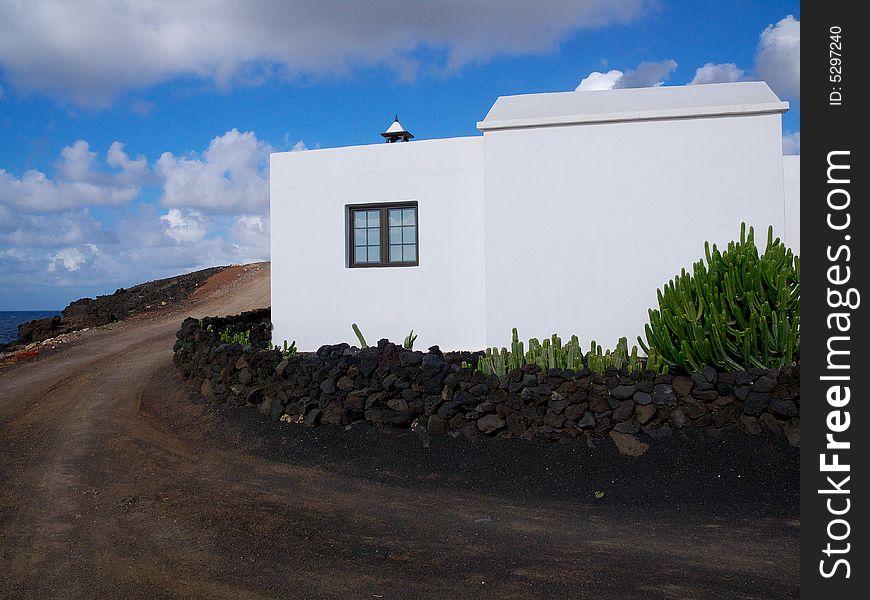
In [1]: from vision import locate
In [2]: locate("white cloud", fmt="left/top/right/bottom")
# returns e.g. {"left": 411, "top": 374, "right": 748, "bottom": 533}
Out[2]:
{"left": 0, "top": 140, "right": 148, "bottom": 212}
{"left": 156, "top": 129, "right": 271, "bottom": 213}
{"left": 0, "top": 0, "right": 652, "bottom": 106}
{"left": 690, "top": 62, "right": 744, "bottom": 85}
{"left": 755, "top": 15, "right": 800, "bottom": 100}
{"left": 576, "top": 69, "right": 623, "bottom": 91}
{"left": 48, "top": 246, "right": 89, "bottom": 272}
{"left": 782, "top": 131, "right": 800, "bottom": 155}
{"left": 575, "top": 59, "right": 677, "bottom": 91}
{"left": 160, "top": 208, "right": 208, "bottom": 243}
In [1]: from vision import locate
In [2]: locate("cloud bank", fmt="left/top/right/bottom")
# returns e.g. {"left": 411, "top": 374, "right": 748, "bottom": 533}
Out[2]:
{"left": 0, "top": 0, "right": 651, "bottom": 106}
{"left": 0, "top": 129, "right": 302, "bottom": 307}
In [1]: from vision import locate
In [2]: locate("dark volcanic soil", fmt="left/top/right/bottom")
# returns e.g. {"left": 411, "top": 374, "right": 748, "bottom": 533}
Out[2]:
{"left": 13, "top": 265, "right": 227, "bottom": 346}
{"left": 0, "top": 262, "right": 800, "bottom": 599}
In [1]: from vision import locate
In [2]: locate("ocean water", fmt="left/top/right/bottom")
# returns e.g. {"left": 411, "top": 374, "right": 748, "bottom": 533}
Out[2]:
{"left": 0, "top": 311, "right": 62, "bottom": 345}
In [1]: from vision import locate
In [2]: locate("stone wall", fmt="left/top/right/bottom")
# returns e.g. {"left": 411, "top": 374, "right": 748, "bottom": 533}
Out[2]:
{"left": 173, "top": 314, "right": 800, "bottom": 447}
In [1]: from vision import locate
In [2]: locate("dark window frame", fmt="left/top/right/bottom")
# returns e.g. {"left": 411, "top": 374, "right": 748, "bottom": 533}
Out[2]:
{"left": 347, "top": 201, "right": 419, "bottom": 268}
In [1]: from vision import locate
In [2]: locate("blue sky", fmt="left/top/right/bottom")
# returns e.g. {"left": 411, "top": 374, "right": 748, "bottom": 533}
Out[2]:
{"left": 0, "top": 1, "right": 799, "bottom": 310}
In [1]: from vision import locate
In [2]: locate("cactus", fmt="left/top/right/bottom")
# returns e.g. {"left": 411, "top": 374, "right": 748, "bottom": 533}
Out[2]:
{"left": 351, "top": 323, "right": 368, "bottom": 348}
{"left": 639, "top": 223, "right": 799, "bottom": 373}
{"left": 403, "top": 329, "right": 417, "bottom": 350}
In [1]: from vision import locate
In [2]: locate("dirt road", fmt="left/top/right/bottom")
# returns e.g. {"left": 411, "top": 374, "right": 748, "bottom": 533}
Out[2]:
{"left": 1, "top": 263, "right": 799, "bottom": 599}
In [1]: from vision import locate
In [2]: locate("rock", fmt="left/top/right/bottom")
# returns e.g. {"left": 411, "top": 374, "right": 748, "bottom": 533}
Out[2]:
{"left": 549, "top": 394, "right": 570, "bottom": 414}
{"left": 670, "top": 409, "right": 687, "bottom": 429}
{"left": 543, "top": 410, "right": 565, "bottom": 428}
{"left": 275, "top": 359, "right": 290, "bottom": 378}
{"left": 463, "top": 422, "right": 484, "bottom": 440}
{"left": 344, "top": 391, "right": 366, "bottom": 412}
{"left": 652, "top": 384, "right": 676, "bottom": 405}
{"left": 734, "top": 385, "right": 751, "bottom": 401}
{"left": 200, "top": 378, "right": 213, "bottom": 398}
{"left": 612, "top": 400, "right": 634, "bottom": 422}
{"left": 589, "top": 395, "right": 610, "bottom": 413}
{"left": 477, "top": 414, "right": 506, "bottom": 434}
{"left": 336, "top": 376, "right": 355, "bottom": 391}
{"left": 743, "top": 392, "right": 770, "bottom": 416}
{"left": 257, "top": 397, "right": 273, "bottom": 416}
{"left": 614, "top": 417, "right": 640, "bottom": 434}
{"left": 609, "top": 431, "right": 649, "bottom": 457}
{"left": 322, "top": 401, "right": 347, "bottom": 425}
{"left": 386, "top": 398, "right": 409, "bottom": 413}
{"left": 684, "top": 403, "right": 706, "bottom": 420}
{"left": 759, "top": 413, "right": 782, "bottom": 435}
{"left": 633, "top": 391, "right": 652, "bottom": 406}
{"left": 642, "top": 423, "right": 673, "bottom": 439}
{"left": 671, "top": 376, "right": 693, "bottom": 398}
{"left": 564, "top": 404, "right": 585, "bottom": 421}
{"left": 577, "top": 412, "right": 596, "bottom": 429}
{"left": 304, "top": 408, "right": 322, "bottom": 427}
{"left": 769, "top": 399, "right": 797, "bottom": 419}
{"left": 427, "top": 414, "right": 446, "bottom": 434}
{"left": 691, "top": 373, "right": 713, "bottom": 391}
{"left": 319, "top": 378, "right": 336, "bottom": 394}
{"left": 611, "top": 385, "right": 637, "bottom": 400}
{"left": 739, "top": 414, "right": 761, "bottom": 435}
{"left": 238, "top": 368, "right": 253, "bottom": 385}
{"left": 437, "top": 401, "right": 460, "bottom": 420}
{"left": 635, "top": 404, "right": 656, "bottom": 424}
{"left": 691, "top": 389, "right": 719, "bottom": 402}
{"left": 701, "top": 365, "right": 717, "bottom": 384}
{"left": 752, "top": 376, "right": 776, "bottom": 393}
{"left": 783, "top": 419, "right": 800, "bottom": 447}
{"left": 235, "top": 356, "right": 248, "bottom": 370}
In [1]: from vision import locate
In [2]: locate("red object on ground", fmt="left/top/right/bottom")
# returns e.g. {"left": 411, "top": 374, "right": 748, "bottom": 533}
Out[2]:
{"left": 13, "top": 351, "right": 40, "bottom": 360}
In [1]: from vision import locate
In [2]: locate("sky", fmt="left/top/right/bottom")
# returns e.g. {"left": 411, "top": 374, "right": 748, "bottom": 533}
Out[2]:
{"left": 0, "top": 0, "right": 800, "bottom": 310}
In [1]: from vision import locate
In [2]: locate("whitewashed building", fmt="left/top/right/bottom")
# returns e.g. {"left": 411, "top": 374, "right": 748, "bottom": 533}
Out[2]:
{"left": 270, "top": 82, "right": 799, "bottom": 351}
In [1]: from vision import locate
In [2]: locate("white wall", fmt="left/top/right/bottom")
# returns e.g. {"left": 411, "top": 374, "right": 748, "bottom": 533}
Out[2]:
{"left": 783, "top": 155, "right": 800, "bottom": 256}
{"left": 482, "top": 112, "right": 787, "bottom": 351}
{"left": 270, "top": 137, "right": 485, "bottom": 351}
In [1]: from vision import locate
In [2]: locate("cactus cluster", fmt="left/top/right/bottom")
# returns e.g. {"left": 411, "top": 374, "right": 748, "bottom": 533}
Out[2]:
{"left": 268, "top": 339, "right": 297, "bottom": 357}
{"left": 639, "top": 223, "right": 800, "bottom": 373}
{"left": 351, "top": 323, "right": 368, "bottom": 349}
{"left": 475, "top": 328, "right": 668, "bottom": 377}
{"left": 219, "top": 328, "right": 251, "bottom": 347}
{"left": 403, "top": 329, "right": 418, "bottom": 350}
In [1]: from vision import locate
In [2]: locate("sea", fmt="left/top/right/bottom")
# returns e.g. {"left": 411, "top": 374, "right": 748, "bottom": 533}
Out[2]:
{"left": 0, "top": 311, "right": 62, "bottom": 345}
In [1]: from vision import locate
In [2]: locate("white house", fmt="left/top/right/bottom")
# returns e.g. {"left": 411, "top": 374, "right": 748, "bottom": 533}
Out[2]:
{"left": 270, "top": 82, "right": 799, "bottom": 352}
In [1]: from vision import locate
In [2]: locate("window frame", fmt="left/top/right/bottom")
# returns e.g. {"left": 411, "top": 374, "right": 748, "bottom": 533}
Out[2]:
{"left": 347, "top": 201, "right": 419, "bottom": 268}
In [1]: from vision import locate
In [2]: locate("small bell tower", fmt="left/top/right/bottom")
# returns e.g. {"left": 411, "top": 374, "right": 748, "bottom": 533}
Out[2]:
{"left": 380, "top": 115, "right": 414, "bottom": 143}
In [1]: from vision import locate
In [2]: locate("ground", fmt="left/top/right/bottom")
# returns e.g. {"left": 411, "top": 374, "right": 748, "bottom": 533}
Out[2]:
{"left": 0, "top": 263, "right": 799, "bottom": 599}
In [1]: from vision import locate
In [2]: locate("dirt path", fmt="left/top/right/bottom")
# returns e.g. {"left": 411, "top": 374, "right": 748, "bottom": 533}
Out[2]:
{"left": 0, "top": 263, "right": 799, "bottom": 599}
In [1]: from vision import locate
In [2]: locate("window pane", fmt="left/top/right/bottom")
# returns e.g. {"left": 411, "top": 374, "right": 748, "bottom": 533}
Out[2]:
{"left": 403, "top": 244, "right": 417, "bottom": 263}
{"left": 388, "top": 209, "right": 402, "bottom": 226}
{"left": 367, "top": 210, "right": 380, "bottom": 227}
{"left": 403, "top": 225, "right": 415, "bottom": 244}
{"left": 389, "top": 226, "right": 402, "bottom": 244}
{"left": 403, "top": 208, "right": 415, "bottom": 226}
{"left": 390, "top": 245, "right": 402, "bottom": 262}
{"left": 367, "top": 245, "right": 380, "bottom": 263}
{"left": 353, "top": 211, "right": 366, "bottom": 228}
{"left": 354, "top": 246, "right": 367, "bottom": 263}
{"left": 355, "top": 228, "right": 367, "bottom": 245}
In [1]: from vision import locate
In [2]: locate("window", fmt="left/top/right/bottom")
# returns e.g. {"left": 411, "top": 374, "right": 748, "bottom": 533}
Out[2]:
{"left": 348, "top": 202, "right": 418, "bottom": 267}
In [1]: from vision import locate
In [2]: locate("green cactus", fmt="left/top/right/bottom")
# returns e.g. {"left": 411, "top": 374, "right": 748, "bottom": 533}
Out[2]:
{"left": 403, "top": 329, "right": 417, "bottom": 350}
{"left": 351, "top": 323, "right": 368, "bottom": 348}
{"left": 639, "top": 223, "right": 799, "bottom": 373}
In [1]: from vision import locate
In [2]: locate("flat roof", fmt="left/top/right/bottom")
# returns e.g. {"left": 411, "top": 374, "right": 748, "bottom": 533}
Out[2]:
{"left": 477, "top": 81, "right": 788, "bottom": 131}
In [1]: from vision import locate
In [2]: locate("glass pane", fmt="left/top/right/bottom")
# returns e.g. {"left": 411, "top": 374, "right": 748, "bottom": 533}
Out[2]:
{"left": 389, "top": 226, "right": 402, "bottom": 244}
{"left": 388, "top": 209, "right": 402, "bottom": 226}
{"left": 403, "top": 208, "right": 415, "bottom": 226}
{"left": 354, "top": 228, "right": 367, "bottom": 245}
{"left": 390, "top": 245, "right": 402, "bottom": 262}
{"left": 403, "top": 244, "right": 417, "bottom": 263}
{"left": 403, "top": 225, "right": 415, "bottom": 244}
{"left": 353, "top": 211, "right": 366, "bottom": 228}
{"left": 354, "top": 246, "right": 368, "bottom": 263}
{"left": 367, "top": 210, "right": 380, "bottom": 227}
{"left": 367, "top": 245, "right": 380, "bottom": 263}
